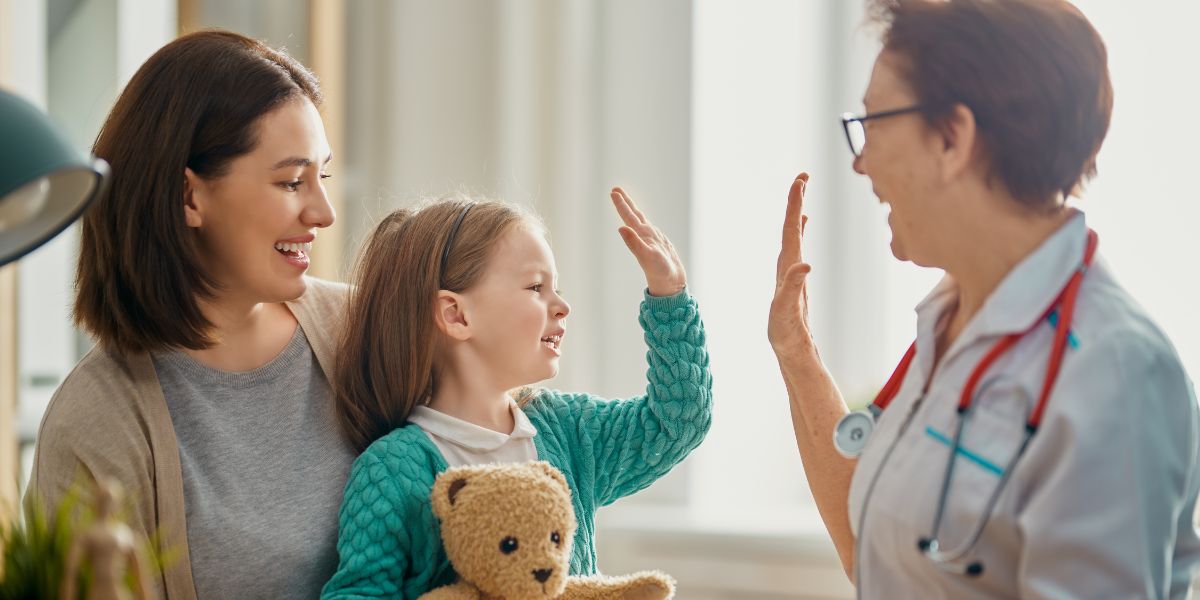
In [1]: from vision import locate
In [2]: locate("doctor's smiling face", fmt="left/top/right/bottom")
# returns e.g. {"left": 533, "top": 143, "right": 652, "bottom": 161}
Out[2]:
{"left": 853, "top": 51, "right": 962, "bottom": 267}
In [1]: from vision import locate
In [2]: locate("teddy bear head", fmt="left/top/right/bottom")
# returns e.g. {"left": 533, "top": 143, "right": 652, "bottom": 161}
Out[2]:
{"left": 431, "top": 461, "right": 579, "bottom": 599}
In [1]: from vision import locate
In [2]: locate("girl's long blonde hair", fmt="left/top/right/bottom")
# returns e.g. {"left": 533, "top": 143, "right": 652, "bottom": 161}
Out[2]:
{"left": 334, "top": 197, "right": 538, "bottom": 452}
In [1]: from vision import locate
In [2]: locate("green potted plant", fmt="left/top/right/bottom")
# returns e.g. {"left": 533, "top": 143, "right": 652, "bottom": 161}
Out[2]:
{"left": 1, "top": 480, "right": 165, "bottom": 600}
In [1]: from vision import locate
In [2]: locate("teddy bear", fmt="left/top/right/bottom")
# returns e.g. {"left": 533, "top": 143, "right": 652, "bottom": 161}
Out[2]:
{"left": 418, "top": 461, "right": 675, "bottom": 600}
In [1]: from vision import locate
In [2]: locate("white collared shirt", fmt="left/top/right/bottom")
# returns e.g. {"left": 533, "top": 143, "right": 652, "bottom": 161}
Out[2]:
{"left": 408, "top": 402, "right": 539, "bottom": 468}
{"left": 848, "top": 212, "right": 1200, "bottom": 598}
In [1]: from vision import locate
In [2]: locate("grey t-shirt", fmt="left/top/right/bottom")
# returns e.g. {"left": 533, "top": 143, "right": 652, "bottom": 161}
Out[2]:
{"left": 152, "top": 326, "right": 356, "bottom": 599}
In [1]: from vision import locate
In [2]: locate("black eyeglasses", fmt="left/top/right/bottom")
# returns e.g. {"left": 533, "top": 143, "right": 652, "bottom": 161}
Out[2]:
{"left": 840, "top": 105, "right": 923, "bottom": 158}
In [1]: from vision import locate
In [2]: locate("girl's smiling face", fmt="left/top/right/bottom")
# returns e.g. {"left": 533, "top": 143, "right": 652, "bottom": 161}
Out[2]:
{"left": 459, "top": 223, "right": 571, "bottom": 389}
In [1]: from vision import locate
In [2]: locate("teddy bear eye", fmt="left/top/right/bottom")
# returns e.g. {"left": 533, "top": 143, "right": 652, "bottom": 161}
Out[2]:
{"left": 500, "top": 536, "right": 519, "bottom": 554}
{"left": 550, "top": 531, "right": 561, "bottom": 547}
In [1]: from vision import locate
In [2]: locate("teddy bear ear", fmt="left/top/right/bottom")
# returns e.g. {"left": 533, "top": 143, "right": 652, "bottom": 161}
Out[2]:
{"left": 431, "top": 471, "right": 470, "bottom": 520}
{"left": 529, "top": 461, "right": 569, "bottom": 493}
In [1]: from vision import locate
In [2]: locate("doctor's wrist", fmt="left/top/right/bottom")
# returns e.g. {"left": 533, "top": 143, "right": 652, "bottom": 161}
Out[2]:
{"left": 772, "top": 336, "right": 822, "bottom": 368}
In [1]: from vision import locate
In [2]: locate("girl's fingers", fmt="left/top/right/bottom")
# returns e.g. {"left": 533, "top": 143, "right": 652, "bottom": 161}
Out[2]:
{"left": 618, "top": 226, "right": 653, "bottom": 258}
{"left": 615, "top": 187, "right": 648, "bottom": 224}
{"left": 611, "top": 190, "right": 642, "bottom": 229}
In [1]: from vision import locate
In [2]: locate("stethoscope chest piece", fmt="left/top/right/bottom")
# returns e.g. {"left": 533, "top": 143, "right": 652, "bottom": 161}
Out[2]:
{"left": 834, "top": 407, "right": 880, "bottom": 458}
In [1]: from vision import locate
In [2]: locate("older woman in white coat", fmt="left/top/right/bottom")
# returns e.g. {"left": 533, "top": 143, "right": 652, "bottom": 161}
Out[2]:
{"left": 769, "top": 0, "right": 1200, "bottom": 597}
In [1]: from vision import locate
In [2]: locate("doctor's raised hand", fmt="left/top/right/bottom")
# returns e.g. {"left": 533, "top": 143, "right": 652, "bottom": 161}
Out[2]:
{"left": 766, "top": 172, "right": 859, "bottom": 579}
{"left": 610, "top": 187, "right": 687, "bottom": 297}
{"left": 768, "top": 173, "right": 814, "bottom": 361}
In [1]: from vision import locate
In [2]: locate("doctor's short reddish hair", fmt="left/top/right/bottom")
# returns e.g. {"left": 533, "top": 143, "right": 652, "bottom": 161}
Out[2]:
{"left": 869, "top": 0, "right": 1113, "bottom": 206}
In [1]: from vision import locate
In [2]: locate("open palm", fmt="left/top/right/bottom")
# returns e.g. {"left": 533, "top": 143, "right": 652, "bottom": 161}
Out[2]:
{"left": 610, "top": 187, "right": 687, "bottom": 297}
{"left": 768, "top": 173, "right": 814, "bottom": 359}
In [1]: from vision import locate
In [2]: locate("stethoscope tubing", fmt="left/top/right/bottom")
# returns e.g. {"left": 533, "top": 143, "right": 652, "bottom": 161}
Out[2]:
{"left": 849, "top": 229, "right": 1098, "bottom": 593}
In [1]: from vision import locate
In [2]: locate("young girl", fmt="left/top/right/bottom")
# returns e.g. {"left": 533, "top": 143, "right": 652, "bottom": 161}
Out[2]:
{"left": 321, "top": 190, "right": 711, "bottom": 598}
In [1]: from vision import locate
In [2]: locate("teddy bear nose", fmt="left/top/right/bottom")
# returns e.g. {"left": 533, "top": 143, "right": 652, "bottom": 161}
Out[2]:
{"left": 532, "top": 568, "right": 553, "bottom": 583}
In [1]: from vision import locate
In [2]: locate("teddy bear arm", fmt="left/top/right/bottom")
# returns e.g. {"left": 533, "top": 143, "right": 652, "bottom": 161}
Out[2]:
{"left": 559, "top": 571, "right": 675, "bottom": 600}
{"left": 416, "top": 582, "right": 483, "bottom": 600}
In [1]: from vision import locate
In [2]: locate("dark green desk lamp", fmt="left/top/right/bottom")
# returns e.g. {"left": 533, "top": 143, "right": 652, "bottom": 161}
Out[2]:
{"left": 0, "top": 88, "right": 108, "bottom": 267}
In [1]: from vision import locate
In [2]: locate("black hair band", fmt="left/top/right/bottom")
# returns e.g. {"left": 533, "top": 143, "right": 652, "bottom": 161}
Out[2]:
{"left": 439, "top": 202, "right": 475, "bottom": 288}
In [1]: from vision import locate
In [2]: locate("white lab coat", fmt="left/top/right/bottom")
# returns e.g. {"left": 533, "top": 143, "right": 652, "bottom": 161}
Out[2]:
{"left": 849, "top": 213, "right": 1200, "bottom": 599}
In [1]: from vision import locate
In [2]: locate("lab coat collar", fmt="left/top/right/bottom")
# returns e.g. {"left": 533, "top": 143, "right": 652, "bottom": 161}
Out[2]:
{"left": 408, "top": 401, "right": 538, "bottom": 452}
{"left": 913, "top": 211, "right": 1090, "bottom": 369}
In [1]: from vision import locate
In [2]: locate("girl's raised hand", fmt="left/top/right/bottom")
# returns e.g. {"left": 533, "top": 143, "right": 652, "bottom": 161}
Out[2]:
{"left": 611, "top": 187, "right": 687, "bottom": 297}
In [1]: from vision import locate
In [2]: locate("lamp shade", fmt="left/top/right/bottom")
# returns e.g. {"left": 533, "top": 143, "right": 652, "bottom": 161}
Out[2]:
{"left": 0, "top": 88, "right": 108, "bottom": 267}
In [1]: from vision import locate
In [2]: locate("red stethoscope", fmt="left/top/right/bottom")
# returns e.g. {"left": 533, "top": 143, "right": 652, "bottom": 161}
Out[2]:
{"left": 838, "top": 228, "right": 1099, "bottom": 579}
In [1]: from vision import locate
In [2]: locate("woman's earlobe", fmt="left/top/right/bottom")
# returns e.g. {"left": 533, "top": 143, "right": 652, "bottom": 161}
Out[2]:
{"left": 939, "top": 103, "right": 979, "bottom": 181}
{"left": 183, "top": 168, "right": 203, "bottom": 228}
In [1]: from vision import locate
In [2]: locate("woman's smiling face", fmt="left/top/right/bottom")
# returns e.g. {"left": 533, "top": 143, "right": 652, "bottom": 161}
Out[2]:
{"left": 184, "top": 97, "right": 335, "bottom": 304}
{"left": 852, "top": 51, "right": 952, "bottom": 267}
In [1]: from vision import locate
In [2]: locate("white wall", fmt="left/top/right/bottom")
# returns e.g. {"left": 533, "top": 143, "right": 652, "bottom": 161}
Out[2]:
{"left": 1073, "top": 0, "right": 1200, "bottom": 380}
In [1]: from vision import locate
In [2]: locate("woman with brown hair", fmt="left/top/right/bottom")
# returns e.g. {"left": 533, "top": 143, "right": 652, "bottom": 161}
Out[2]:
{"left": 27, "top": 31, "right": 356, "bottom": 599}
{"left": 770, "top": 0, "right": 1199, "bottom": 597}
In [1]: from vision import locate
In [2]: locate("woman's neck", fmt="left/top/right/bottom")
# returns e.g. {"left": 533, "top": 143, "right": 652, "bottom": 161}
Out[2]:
{"left": 943, "top": 205, "right": 1075, "bottom": 328}
{"left": 181, "top": 296, "right": 297, "bottom": 372}
{"left": 428, "top": 366, "right": 516, "bottom": 435}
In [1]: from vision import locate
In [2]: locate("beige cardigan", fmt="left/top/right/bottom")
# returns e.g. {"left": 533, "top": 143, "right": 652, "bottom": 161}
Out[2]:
{"left": 27, "top": 278, "right": 349, "bottom": 600}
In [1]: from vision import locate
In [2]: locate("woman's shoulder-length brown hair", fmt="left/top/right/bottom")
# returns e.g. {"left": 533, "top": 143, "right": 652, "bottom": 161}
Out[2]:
{"left": 74, "top": 29, "right": 322, "bottom": 355}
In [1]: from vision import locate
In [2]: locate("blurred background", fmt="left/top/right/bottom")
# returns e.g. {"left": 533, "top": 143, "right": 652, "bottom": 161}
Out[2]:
{"left": 1, "top": 1, "right": 1197, "bottom": 598}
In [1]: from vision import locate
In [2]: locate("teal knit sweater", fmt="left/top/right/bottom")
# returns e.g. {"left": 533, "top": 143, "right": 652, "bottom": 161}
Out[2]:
{"left": 320, "top": 291, "right": 711, "bottom": 599}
